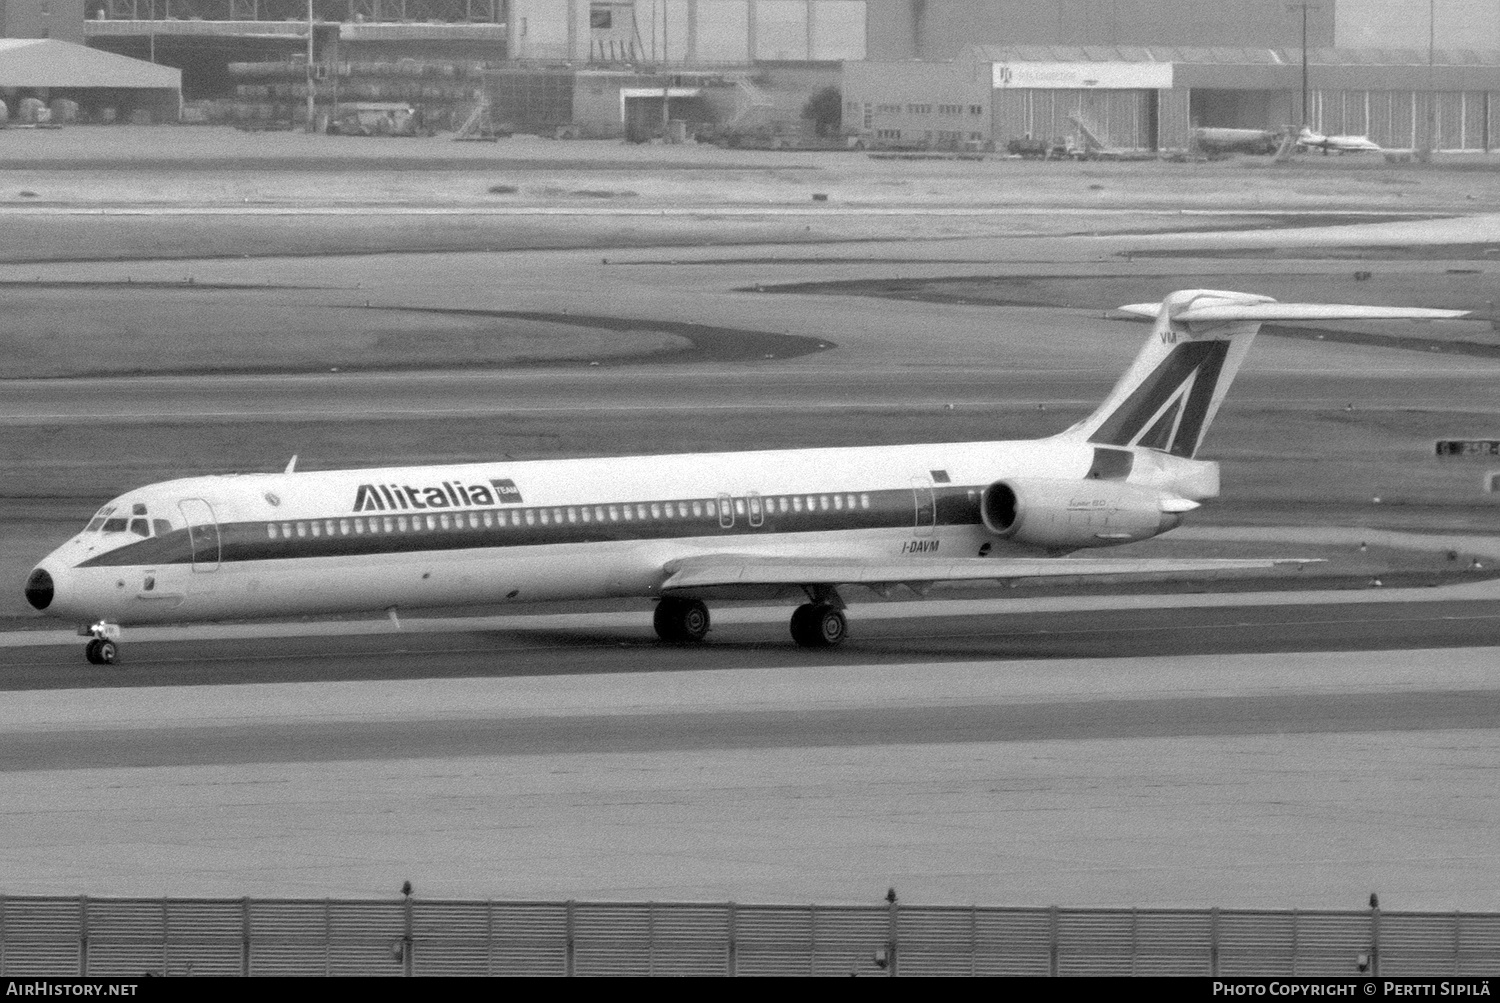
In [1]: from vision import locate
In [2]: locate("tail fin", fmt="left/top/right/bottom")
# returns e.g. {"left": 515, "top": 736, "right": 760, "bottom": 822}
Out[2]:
{"left": 1059, "top": 289, "right": 1469, "bottom": 459}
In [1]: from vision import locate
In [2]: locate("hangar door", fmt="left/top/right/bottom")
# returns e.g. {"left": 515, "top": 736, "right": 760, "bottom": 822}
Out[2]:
{"left": 998, "top": 88, "right": 1157, "bottom": 150}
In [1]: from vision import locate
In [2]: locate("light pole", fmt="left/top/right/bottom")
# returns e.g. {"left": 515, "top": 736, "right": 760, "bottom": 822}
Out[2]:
{"left": 1286, "top": 1, "right": 1321, "bottom": 129}
{"left": 306, "top": 0, "right": 316, "bottom": 132}
{"left": 1426, "top": 0, "right": 1437, "bottom": 157}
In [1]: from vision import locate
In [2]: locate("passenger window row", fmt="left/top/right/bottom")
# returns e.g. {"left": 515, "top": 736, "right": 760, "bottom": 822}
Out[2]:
{"left": 263, "top": 493, "right": 877, "bottom": 541}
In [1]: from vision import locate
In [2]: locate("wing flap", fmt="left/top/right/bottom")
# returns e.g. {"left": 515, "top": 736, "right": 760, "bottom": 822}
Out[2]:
{"left": 661, "top": 554, "right": 1316, "bottom": 592}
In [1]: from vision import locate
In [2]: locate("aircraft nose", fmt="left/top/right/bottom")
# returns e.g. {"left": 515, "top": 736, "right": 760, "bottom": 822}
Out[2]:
{"left": 24, "top": 567, "right": 53, "bottom": 611}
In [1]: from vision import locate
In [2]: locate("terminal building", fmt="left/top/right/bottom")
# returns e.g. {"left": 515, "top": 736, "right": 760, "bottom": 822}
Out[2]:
{"left": 2, "top": 0, "right": 1499, "bottom": 144}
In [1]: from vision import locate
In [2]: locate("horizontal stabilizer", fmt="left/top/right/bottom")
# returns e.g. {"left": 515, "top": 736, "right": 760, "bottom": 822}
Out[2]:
{"left": 1116, "top": 301, "right": 1469, "bottom": 324}
{"left": 661, "top": 553, "right": 1318, "bottom": 592}
{"left": 1086, "top": 291, "right": 1470, "bottom": 458}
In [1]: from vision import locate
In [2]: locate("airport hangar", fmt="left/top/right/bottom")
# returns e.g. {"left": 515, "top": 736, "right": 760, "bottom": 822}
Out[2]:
{"left": 0, "top": 36, "right": 180, "bottom": 120}
{"left": 843, "top": 45, "right": 1500, "bottom": 153}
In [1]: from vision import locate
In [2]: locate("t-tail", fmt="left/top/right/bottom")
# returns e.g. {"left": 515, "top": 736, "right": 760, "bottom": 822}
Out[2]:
{"left": 1058, "top": 289, "right": 1470, "bottom": 459}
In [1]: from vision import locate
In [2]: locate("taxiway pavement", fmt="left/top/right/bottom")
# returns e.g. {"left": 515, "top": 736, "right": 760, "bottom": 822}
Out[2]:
{"left": 3, "top": 182, "right": 1498, "bottom": 910}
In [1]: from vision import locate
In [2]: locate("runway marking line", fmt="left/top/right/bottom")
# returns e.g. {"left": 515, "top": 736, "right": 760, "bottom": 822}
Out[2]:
{"left": 7, "top": 608, "right": 1497, "bottom": 670}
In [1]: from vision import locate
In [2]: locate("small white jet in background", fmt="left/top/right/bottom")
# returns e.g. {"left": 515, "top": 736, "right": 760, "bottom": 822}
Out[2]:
{"left": 1296, "top": 126, "right": 1383, "bottom": 154}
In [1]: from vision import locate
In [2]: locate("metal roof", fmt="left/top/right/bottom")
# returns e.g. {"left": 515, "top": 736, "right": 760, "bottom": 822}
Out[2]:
{"left": 0, "top": 39, "right": 181, "bottom": 90}
{"left": 961, "top": 44, "right": 1500, "bottom": 67}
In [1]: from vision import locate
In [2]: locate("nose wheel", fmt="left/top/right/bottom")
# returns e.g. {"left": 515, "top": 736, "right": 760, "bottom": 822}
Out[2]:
{"left": 80, "top": 621, "right": 122, "bottom": 665}
{"left": 84, "top": 638, "right": 118, "bottom": 665}
{"left": 654, "top": 597, "right": 710, "bottom": 643}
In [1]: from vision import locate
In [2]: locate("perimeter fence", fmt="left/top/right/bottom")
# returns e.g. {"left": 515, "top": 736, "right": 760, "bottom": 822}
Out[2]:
{"left": 2, "top": 896, "right": 1498, "bottom": 977}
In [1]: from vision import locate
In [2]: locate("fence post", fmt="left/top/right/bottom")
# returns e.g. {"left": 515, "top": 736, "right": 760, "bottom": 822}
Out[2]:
{"left": 241, "top": 897, "right": 251, "bottom": 977}
{"left": 1371, "top": 901, "right": 1381, "bottom": 977}
{"left": 1210, "top": 907, "right": 1219, "bottom": 977}
{"left": 1049, "top": 905, "right": 1059, "bottom": 977}
{"left": 887, "top": 892, "right": 899, "bottom": 977}
{"left": 565, "top": 900, "right": 575, "bottom": 977}
{"left": 726, "top": 901, "right": 737, "bottom": 977}
{"left": 970, "top": 905, "right": 977, "bottom": 977}
{"left": 1291, "top": 908, "right": 1299, "bottom": 977}
{"left": 78, "top": 895, "right": 88, "bottom": 977}
{"left": 403, "top": 894, "right": 414, "bottom": 977}
{"left": 809, "top": 903, "right": 816, "bottom": 976}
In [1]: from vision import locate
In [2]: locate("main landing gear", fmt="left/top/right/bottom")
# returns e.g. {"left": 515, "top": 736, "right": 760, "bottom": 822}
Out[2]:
{"left": 789, "top": 603, "right": 847, "bottom": 648}
{"left": 788, "top": 585, "right": 847, "bottom": 648}
{"left": 653, "top": 597, "right": 711, "bottom": 643}
{"left": 653, "top": 592, "right": 850, "bottom": 648}
{"left": 80, "top": 621, "right": 121, "bottom": 665}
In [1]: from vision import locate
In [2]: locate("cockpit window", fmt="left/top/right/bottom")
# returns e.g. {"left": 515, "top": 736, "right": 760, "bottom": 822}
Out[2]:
{"left": 102, "top": 518, "right": 128, "bottom": 533}
{"left": 132, "top": 503, "right": 148, "bottom": 516}
{"left": 86, "top": 506, "right": 117, "bottom": 531}
{"left": 129, "top": 519, "right": 150, "bottom": 538}
{"left": 152, "top": 519, "right": 172, "bottom": 536}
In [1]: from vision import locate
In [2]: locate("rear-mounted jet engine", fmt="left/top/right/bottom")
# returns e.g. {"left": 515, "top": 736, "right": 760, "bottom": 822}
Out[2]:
{"left": 980, "top": 478, "right": 1197, "bottom": 550}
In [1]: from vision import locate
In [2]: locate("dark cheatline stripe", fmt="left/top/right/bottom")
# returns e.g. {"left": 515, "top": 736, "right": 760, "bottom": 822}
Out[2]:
{"left": 78, "top": 486, "right": 988, "bottom": 568}
{"left": 1088, "top": 340, "right": 1227, "bottom": 453}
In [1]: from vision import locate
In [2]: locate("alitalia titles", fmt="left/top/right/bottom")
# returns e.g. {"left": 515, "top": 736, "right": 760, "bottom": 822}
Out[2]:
{"left": 353, "top": 478, "right": 522, "bottom": 513}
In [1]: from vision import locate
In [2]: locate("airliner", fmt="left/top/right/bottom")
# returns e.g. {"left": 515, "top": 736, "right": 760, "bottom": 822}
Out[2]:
{"left": 23, "top": 289, "right": 1466, "bottom": 664}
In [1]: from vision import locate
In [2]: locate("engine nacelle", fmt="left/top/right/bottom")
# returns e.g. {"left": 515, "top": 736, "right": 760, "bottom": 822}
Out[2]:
{"left": 980, "top": 478, "right": 1194, "bottom": 550}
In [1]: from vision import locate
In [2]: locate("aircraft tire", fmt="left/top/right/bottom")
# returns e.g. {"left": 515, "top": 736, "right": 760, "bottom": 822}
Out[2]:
{"left": 84, "top": 639, "right": 102, "bottom": 665}
{"left": 790, "top": 603, "right": 847, "bottom": 648}
{"left": 96, "top": 640, "right": 118, "bottom": 665}
{"left": 653, "top": 597, "right": 710, "bottom": 643}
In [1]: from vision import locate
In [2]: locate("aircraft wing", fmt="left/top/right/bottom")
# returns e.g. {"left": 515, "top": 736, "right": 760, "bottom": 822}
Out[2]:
{"left": 660, "top": 553, "right": 1315, "bottom": 593}
{"left": 1113, "top": 302, "right": 1469, "bottom": 323}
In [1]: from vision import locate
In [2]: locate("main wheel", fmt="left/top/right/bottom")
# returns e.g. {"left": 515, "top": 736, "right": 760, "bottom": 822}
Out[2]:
{"left": 653, "top": 598, "right": 710, "bottom": 643}
{"left": 84, "top": 639, "right": 103, "bottom": 665}
{"left": 789, "top": 603, "right": 847, "bottom": 648}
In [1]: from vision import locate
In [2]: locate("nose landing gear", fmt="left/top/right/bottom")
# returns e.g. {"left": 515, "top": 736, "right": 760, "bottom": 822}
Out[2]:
{"left": 79, "top": 621, "right": 122, "bottom": 665}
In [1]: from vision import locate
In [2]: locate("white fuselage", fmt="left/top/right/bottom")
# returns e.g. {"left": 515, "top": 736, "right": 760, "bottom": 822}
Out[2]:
{"left": 29, "top": 435, "right": 1217, "bottom": 627}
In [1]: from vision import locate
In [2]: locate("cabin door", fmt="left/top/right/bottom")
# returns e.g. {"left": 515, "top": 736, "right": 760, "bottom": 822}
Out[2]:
{"left": 911, "top": 477, "right": 936, "bottom": 538}
{"left": 179, "top": 498, "right": 221, "bottom": 572}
